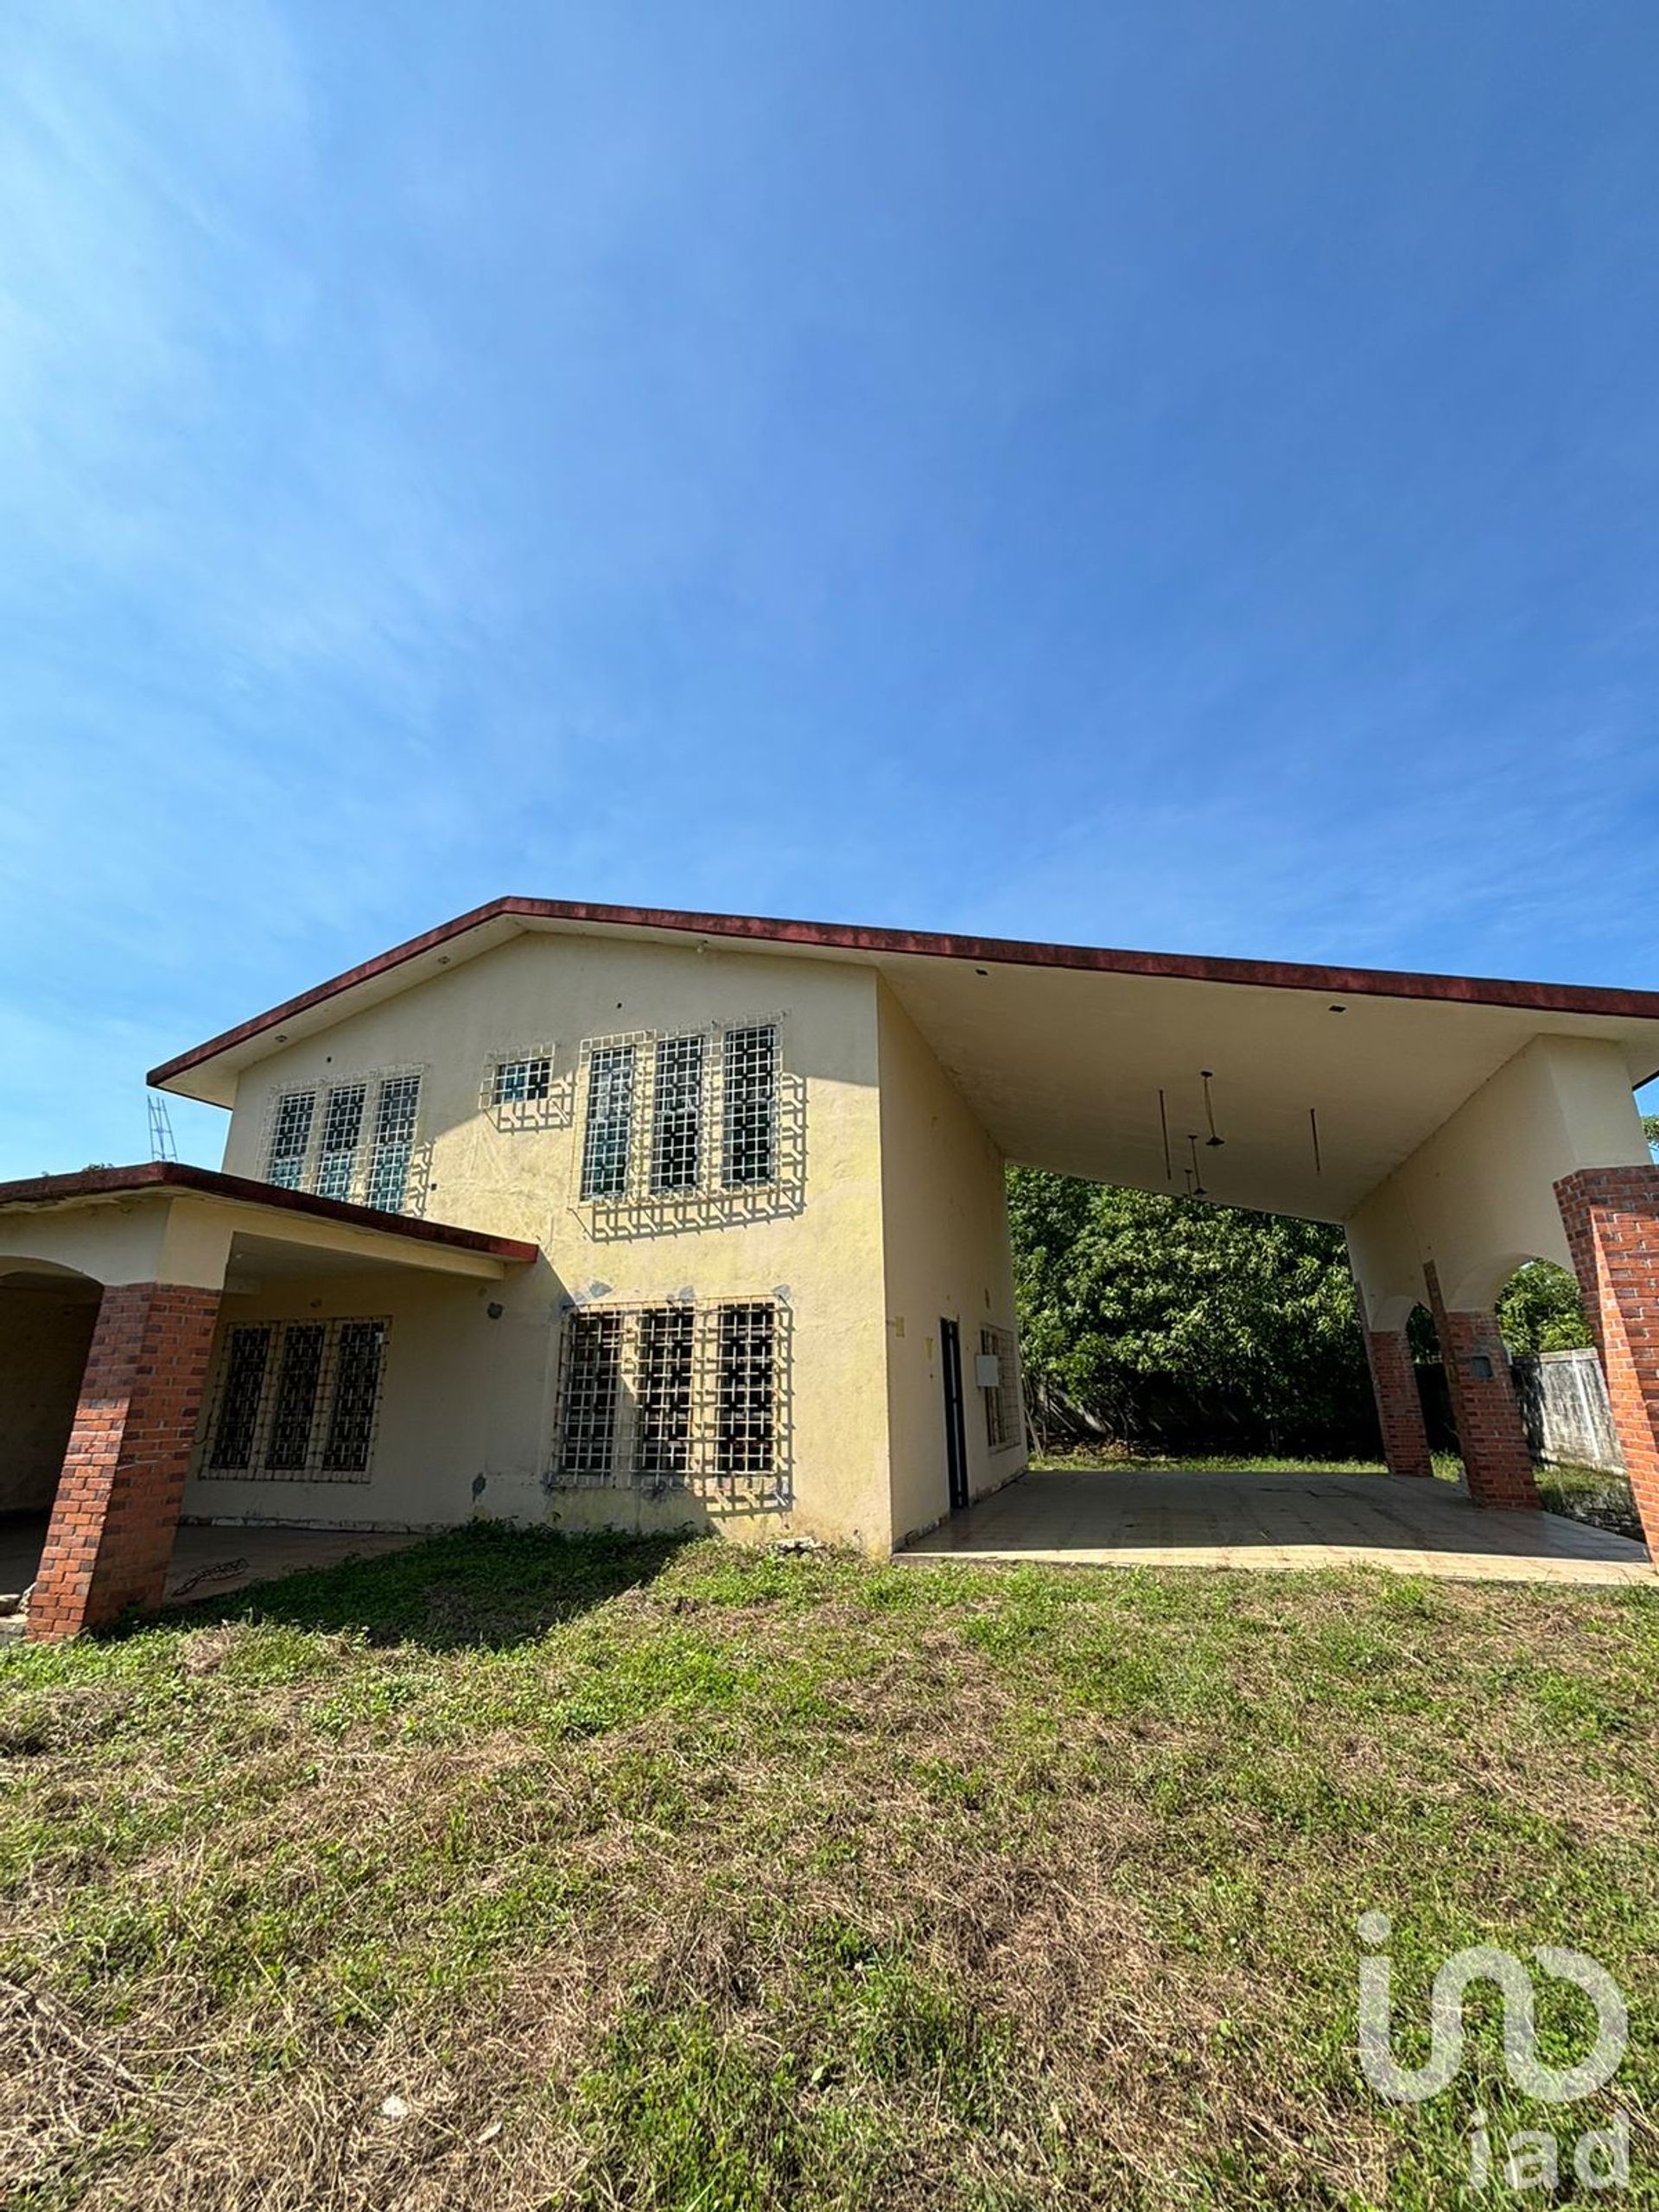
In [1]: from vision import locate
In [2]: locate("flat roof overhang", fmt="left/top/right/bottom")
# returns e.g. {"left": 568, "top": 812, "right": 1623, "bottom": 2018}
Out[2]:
{"left": 147, "top": 899, "right": 1659, "bottom": 1225}
{"left": 0, "top": 1163, "right": 538, "bottom": 1286}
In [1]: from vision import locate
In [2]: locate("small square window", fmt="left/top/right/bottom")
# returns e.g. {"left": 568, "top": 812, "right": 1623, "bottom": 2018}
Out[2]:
{"left": 493, "top": 1054, "right": 553, "bottom": 1105}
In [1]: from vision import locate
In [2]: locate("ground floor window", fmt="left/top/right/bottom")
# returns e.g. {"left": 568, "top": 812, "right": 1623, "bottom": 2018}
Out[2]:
{"left": 552, "top": 1299, "right": 788, "bottom": 1500}
{"left": 980, "top": 1325, "right": 1021, "bottom": 1451}
{"left": 200, "top": 1318, "right": 391, "bottom": 1482}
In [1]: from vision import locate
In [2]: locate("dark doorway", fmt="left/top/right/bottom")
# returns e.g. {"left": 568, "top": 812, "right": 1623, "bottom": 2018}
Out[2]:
{"left": 941, "top": 1318, "right": 969, "bottom": 1510}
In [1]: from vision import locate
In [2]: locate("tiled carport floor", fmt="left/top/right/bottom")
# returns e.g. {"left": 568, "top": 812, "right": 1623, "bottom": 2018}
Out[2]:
{"left": 899, "top": 1467, "right": 1653, "bottom": 1586}
{"left": 0, "top": 1516, "right": 421, "bottom": 1611}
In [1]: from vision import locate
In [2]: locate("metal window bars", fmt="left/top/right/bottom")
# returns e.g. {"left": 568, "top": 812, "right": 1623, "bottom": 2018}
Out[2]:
{"left": 267, "top": 1091, "right": 315, "bottom": 1190}
{"left": 493, "top": 1053, "right": 553, "bottom": 1105}
{"left": 315, "top": 1084, "right": 366, "bottom": 1202}
{"left": 200, "top": 1318, "right": 391, "bottom": 1482}
{"left": 551, "top": 1299, "right": 788, "bottom": 1502}
{"left": 579, "top": 1044, "right": 638, "bottom": 1200}
{"left": 574, "top": 1020, "right": 798, "bottom": 1236}
{"left": 365, "top": 1075, "right": 421, "bottom": 1211}
{"left": 556, "top": 1310, "right": 624, "bottom": 1478}
{"left": 260, "top": 1072, "right": 427, "bottom": 1214}
{"left": 721, "top": 1023, "right": 777, "bottom": 1186}
{"left": 980, "top": 1325, "right": 1021, "bottom": 1452}
{"left": 650, "top": 1033, "right": 705, "bottom": 1193}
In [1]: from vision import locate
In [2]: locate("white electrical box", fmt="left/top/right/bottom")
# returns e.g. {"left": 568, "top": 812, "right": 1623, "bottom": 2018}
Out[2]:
{"left": 974, "top": 1353, "right": 1001, "bottom": 1389}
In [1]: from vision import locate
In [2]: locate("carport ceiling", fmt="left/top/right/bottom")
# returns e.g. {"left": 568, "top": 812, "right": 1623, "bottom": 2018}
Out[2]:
{"left": 150, "top": 899, "right": 1659, "bottom": 1226}
{"left": 868, "top": 951, "right": 1659, "bottom": 1221}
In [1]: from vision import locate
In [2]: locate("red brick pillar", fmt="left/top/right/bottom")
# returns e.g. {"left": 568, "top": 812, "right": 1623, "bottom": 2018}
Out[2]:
{"left": 1422, "top": 1263, "right": 1539, "bottom": 1511}
{"left": 1362, "top": 1326, "right": 1433, "bottom": 1478}
{"left": 27, "top": 1282, "right": 221, "bottom": 1642}
{"left": 1555, "top": 1166, "right": 1659, "bottom": 1556}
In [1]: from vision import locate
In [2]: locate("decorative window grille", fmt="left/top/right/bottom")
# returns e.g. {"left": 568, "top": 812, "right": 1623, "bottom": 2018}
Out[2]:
{"left": 493, "top": 1053, "right": 552, "bottom": 1105}
{"left": 267, "top": 1092, "right": 315, "bottom": 1189}
{"left": 981, "top": 1325, "right": 1021, "bottom": 1452}
{"left": 323, "top": 1320, "right": 389, "bottom": 1472}
{"left": 365, "top": 1075, "right": 421, "bottom": 1211}
{"left": 260, "top": 1073, "right": 424, "bottom": 1213}
{"left": 315, "top": 1084, "right": 366, "bottom": 1202}
{"left": 556, "top": 1310, "right": 624, "bottom": 1478}
{"left": 721, "top": 1024, "right": 778, "bottom": 1187}
{"left": 209, "top": 1326, "right": 272, "bottom": 1468}
{"left": 266, "top": 1322, "right": 326, "bottom": 1470}
{"left": 580, "top": 1046, "right": 637, "bottom": 1200}
{"left": 551, "top": 1299, "right": 787, "bottom": 1498}
{"left": 635, "top": 1304, "right": 695, "bottom": 1475}
{"left": 200, "top": 1318, "right": 391, "bottom": 1482}
{"left": 651, "top": 1034, "right": 705, "bottom": 1193}
{"left": 715, "top": 1301, "right": 775, "bottom": 1472}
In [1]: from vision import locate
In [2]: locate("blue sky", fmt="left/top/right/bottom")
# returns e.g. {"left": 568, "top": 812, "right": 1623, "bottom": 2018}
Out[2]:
{"left": 4, "top": 0, "right": 1658, "bottom": 1175}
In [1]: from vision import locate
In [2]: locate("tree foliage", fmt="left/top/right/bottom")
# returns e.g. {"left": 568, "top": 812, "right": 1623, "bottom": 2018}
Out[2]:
{"left": 1495, "top": 1261, "right": 1591, "bottom": 1354}
{"left": 1007, "top": 1169, "right": 1374, "bottom": 1455}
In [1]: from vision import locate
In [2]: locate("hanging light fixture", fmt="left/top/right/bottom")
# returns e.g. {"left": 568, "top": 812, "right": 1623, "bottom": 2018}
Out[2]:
{"left": 1201, "top": 1070, "right": 1225, "bottom": 1147}
{"left": 1186, "top": 1133, "right": 1208, "bottom": 1199}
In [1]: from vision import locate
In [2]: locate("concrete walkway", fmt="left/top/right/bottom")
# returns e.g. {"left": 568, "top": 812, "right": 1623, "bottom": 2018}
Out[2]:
{"left": 0, "top": 1515, "right": 422, "bottom": 1615}
{"left": 899, "top": 1467, "right": 1654, "bottom": 1586}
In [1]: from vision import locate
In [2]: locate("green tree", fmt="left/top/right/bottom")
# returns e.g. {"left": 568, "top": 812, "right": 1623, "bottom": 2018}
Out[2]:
{"left": 1007, "top": 1169, "right": 1372, "bottom": 1454}
{"left": 1495, "top": 1261, "right": 1591, "bottom": 1354}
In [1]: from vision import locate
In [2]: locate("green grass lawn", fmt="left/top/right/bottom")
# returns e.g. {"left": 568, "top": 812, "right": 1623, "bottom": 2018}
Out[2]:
{"left": 3, "top": 1527, "right": 1657, "bottom": 2209}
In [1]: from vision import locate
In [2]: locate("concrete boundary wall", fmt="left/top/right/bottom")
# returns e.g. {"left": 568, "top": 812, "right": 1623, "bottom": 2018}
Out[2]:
{"left": 1511, "top": 1348, "right": 1624, "bottom": 1474}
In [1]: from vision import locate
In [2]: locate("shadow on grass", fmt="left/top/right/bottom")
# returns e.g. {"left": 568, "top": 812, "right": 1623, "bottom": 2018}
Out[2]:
{"left": 135, "top": 1522, "right": 698, "bottom": 1653}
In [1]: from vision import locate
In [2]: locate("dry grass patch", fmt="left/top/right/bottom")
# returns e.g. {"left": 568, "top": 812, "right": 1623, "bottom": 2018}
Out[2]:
{"left": 2, "top": 1526, "right": 1657, "bottom": 2208}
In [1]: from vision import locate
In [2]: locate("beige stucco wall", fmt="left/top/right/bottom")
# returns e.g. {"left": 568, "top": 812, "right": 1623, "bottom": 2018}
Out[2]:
{"left": 0, "top": 1286, "right": 99, "bottom": 1514}
{"left": 1346, "top": 1033, "right": 1650, "bottom": 1324}
{"left": 875, "top": 982, "right": 1025, "bottom": 1546}
{"left": 0, "top": 1198, "right": 233, "bottom": 1290}
{"left": 201, "top": 934, "right": 895, "bottom": 1550}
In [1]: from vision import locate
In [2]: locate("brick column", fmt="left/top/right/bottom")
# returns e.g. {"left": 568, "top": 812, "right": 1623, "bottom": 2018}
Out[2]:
{"left": 1362, "top": 1326, "right": 1433, "bottom": 1478}
{"left": 27, "top": 1282, "right": 221, "bottom": 1642}
{"left": 1555, "top": 1166, "right": 1659, "bottom": 1557}
{"left": 1422, "top": 1263, "right": 1539, "bottom": 1511}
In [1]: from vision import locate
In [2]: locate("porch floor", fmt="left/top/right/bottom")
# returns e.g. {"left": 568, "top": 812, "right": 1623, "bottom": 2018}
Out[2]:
{"left": 899, "top": 1466, "right": 1653, "bottom": 1586}
{"left": 0, "top": 1515, "right": 422, "bottom": 1614}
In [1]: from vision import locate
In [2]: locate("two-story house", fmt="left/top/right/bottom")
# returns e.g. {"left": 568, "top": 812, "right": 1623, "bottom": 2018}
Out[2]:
{"left": 5, "top": 895, "right": 1659, "bottom": 1638}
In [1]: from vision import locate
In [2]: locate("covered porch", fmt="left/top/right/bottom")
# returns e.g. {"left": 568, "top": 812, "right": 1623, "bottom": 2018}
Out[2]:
{"left": 903, "top": 1464, "right": 1652, "bottom": 1586}
{"left": 0, "top": 1164, "right": 536, "bottom": 1640}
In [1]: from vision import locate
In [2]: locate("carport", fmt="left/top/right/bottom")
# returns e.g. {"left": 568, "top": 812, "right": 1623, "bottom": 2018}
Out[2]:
{"left": 0, "top": 1164, "right": 535, "bottom": 1639}
{"left": 829, "top": 921, "right": 1659, "bottom": 1567}
{"left": 902, "top": 1465, "right": 1650, "bottom": 1586}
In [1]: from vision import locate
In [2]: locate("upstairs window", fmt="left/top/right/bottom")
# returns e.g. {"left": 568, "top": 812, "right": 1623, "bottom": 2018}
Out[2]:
{"left": 261, "top": 1072, "right": 424, "bottom": 1213}
{"left": 651, "top": 1034, "right": 705, "bottom": 1193}
{"left": 492, "top": 1053, "right": 552, "bottom": 1106}
{"left": 315, "top": 1083, "right": 366, "bottom": 1201}
{"left": 365, "top": 1074, "right": 422, "bottom": 1211}
{"left": 575, "top": 1018, "right": 785, "bottom": 1219}
{"left": 580, "top": 1045, "right": 638, "bottom": 1199}
{"left": 721, "top": 1024, "right": 777, "bottom": 1186}
{"left": 268, "top": 1091, "right": 315, "bottom": 1190}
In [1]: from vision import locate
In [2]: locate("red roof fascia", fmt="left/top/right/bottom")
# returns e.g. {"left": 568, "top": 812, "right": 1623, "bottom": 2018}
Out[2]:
{"left": 0, "top": 1160, "right": 538, "bottom": 1263}
{"left": 147, "top": 895, "right": 1659, "bottom": 1093}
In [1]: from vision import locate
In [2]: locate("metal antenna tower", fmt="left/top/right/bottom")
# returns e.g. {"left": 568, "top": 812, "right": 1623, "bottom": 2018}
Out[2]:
{"left": 147, "top": 1091, "right": 179, "bottom": 1163}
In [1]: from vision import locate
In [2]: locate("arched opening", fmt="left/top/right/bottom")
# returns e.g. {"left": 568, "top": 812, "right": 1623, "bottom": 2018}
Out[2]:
{"left": 0, "top": 1262, "right": 103, "bottom": 1608}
